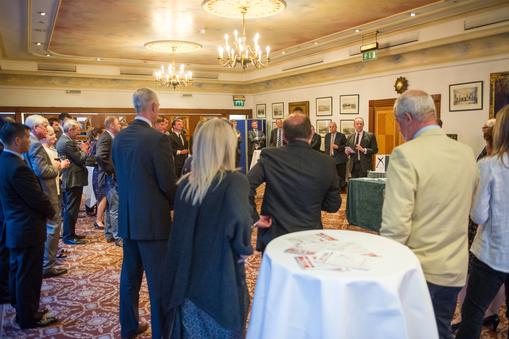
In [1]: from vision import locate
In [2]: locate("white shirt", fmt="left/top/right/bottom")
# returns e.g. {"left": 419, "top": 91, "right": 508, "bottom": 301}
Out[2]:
{"left": 2, "top": 148, "right": 24, "bottom": 160}
{"left": 135, "top": 116, "right": 152, "bottom": 127}
{"left": 470, "top": 153, "right": 509, "bottom": 273}
{"left": 106, "top": 130, "right": 115, "bottom": 139}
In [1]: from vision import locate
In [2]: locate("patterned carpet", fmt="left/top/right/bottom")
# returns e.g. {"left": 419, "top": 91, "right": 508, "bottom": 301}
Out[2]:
{"left": 0, "top": 192, "right": 507, "bottom": 338}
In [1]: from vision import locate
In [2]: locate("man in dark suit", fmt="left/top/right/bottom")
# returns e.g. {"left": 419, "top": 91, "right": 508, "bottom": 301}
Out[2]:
{"left": 168, "top": 118, "right": 189, "bottom": 178}
{"left": 112, "top": 88, "right": 177, "bottom": 339}
{"left": 25, "top": 115, "right": 69, "bottom": 278}
{"left": 310, "top": 125, "right": 322, "bottom": 152}
{"left": 0, "top": 122, "right": 57, "bottom": 328}
{"left": 248, "top": 113, "right": 342, "bottom": 252}
{"left": 325, "top": 121, "right": 347, "bottom": 190}
{"left": 248, "top": 120, "right": 266, "bottom": 168}
{"left": 345, "top": 116, "right": 378, "bottom": 178}
{"left": 269, "top": 118, "right": 284, "bottom": 147}
{"left": 96, "top": 116, "right": 122, "bottom": 246}
{"left": 56, "top": 119, "right": 88, "bottom": 245}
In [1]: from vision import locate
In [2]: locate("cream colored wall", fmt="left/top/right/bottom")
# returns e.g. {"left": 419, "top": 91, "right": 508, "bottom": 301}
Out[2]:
{"left": 252, "top": 56, "right": 509, "bottom": 154}
{"left": 0, "top": 87, "right": 252, "bottom": 111}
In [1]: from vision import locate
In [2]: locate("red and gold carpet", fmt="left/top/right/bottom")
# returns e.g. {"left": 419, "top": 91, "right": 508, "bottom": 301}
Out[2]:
{"left": 0, "top": 194, "right": 506, "bottom": 338}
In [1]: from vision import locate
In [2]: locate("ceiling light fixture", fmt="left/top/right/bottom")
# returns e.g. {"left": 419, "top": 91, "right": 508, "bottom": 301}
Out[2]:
{"left": 355, "top": 29, "right": 361, "bottom": 33}
{"left": 36, "top": 42, "right": 42, "bottom": 46}
{"left": 45, "top": 53, "right": 50, "bottom": 57}
{"left": 202, "top": 0, "right": 286, "bottom": 69}
{"left": 410, "top": 12, "right": 416, "bottom": 17}
{"left": 145, "top": 40, "right": 201, "bottom": 90}
{"left": 39, "top": 11, "right": 46, "bottom": 16}
{"left": 96, "top": 57, "right": 102, "bottom": 61}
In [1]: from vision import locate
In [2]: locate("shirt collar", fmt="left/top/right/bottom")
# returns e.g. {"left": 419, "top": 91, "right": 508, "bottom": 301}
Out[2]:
{"left": 413, "top": 125, "right": 440, "bottom": 139}
{"left": 3, "top": 148, "right": 24, "bottom": 160}
{"left": 106, "top": 130, "right": 115, "bottom": 139}
{"left": 135, "top": 116, "right": 152, "bottom": 127}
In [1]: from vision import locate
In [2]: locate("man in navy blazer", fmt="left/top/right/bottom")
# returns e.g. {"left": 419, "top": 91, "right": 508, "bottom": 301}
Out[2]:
{"left": 112, "top": 88, "right": 177, "bottom": 338}
{"left": 324, "top": 121, "right": 347, "bottom": 190}
{"left": 0, "top": 123, "right": 57, "bottom": 328}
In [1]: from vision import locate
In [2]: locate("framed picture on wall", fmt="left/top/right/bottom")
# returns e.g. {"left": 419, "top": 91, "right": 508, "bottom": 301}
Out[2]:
{"left": 316, "top": 96, "right": 333, "bottom": 116}
{"left": 256, "top": 104, "right": 266, "bottom": 118}
{"left": 339, "top": 119, "right": 355, "bottom": 136}
{"left": 288, "top": 101, "right": 310, "bottom": 116}
{"left": 316, "top": 119, "right": 331, "bottom": 137}
{"left": 272, "top": 102, "right": 284, "bottom": 119}
{"left": 490, "top": 72, "right": 509, "bottom": 118}
{"left": 449, "top": 81, "right": 483, "bottom": 111}
{"left": 340, "top": 94, "right": 359, "bottom": 114}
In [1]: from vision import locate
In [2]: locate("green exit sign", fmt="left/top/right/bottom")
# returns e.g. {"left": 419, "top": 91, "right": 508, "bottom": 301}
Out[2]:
{"left": 362, "top": 50, "right": 377, "bottom": 61}
{"left": 233, "top": 100, "right": 244, "bottom": 107}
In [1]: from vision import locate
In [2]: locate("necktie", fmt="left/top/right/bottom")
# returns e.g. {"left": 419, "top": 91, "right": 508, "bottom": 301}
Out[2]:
{"left": 277, "top": 129, "right": 282, "bottom": 147}
{"left": 355, "top": 133, "right": 361, "bottom": 160}
{"left": 330, "top": 133, "right": 335, "bottom": 156}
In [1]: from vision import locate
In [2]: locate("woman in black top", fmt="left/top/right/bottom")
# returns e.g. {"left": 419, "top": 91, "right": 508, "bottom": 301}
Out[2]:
{"left": 163, "top": 118, "right": 253, "bottom": 338}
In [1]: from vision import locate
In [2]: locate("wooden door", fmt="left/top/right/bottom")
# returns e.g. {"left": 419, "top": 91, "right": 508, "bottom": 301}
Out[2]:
{"left": 368, "top": 95, "right": 441, "bottom": 156}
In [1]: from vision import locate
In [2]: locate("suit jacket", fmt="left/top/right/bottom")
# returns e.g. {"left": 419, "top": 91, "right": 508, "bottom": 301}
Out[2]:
{"left": 96, "top": 131, "right": 114, "bottom": 176}
{"left": 346, "top": 131, "right": 378, "bottom": 172}
{"left": 324, "top": 132, "right": 347, "bottom": 164}
{"left": 26, "top": 134, "right": 59, "bottom": 209}
{"left": 112, "top": 119, "right": 177, "bottom": 240}
{"left": 269, "top": 128, "right": 285, "bottom": 147}
{"left": 56, "top": 133, "right": 88, "bottom": 189}
{"left": 310, "top": 133, "right": 321, "bottom": 151}
{"left": 0, "top": 152, "right": 55, "bottom": 248}
{"left": 168, "top": 131, "right": 189, "bottom": 169}
{"left": 248, "top": 129, "right": 266, "bottom": 153}
{"left": 248, "top": 140, "right": 341, "bottom": 250}
{"left": 380, "top": 128, "right": 478, "bottom": 287}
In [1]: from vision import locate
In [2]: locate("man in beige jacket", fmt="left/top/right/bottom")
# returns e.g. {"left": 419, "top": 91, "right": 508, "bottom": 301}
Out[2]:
{"left": 380, "top": 90, "right": 478, "bottom": 339}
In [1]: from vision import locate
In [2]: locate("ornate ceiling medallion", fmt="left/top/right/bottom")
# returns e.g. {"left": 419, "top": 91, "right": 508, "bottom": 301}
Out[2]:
{"left": 201, "top": 0, "right": 287, "bottom": 19}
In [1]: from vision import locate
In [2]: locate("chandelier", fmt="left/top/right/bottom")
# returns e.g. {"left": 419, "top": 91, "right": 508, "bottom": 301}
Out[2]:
{"left": 144, "top": 40, "right": 202, "bottom": 90}
{"left": 202, "top": 0, "right": 287, "bottom": 69}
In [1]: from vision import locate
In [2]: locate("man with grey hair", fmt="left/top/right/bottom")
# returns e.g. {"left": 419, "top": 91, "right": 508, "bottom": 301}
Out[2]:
{"left": 25, "top": 115, "right": 70, "bottom": 278}
{"left": 56, "top": 119, "right": 89, "bottom": 245}
{"left": 345, "top": 116, "right": 378, "bottom": 178}
{"left": 112, "top": 88, "right": 176, "bottom": 338}
{"left": 96, "top": 116, "right": 122, "bottom": 246}
{"left": 380, "top": 90, "right": 478, "bottom": 339}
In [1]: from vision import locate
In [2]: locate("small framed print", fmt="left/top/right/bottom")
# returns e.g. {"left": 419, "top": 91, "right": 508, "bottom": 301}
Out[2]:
{"left": 316, "top": 119, "right": 331, "bottom": 138}
{"left": 316, "top": 96, "right": 333, "bottom": 116}
{"left": 289, "top": 101, "right": 310, "bottom": 116}
{"left": 256, "top": 104, "right": 266, "bottom": 118}
{"left": 272, "top": 102, "right": 284, "bottom": 119}
{"left": 339, "top": 119, "right": 355, "bottom": 136}
{"left": 449, "top": 81, "right": 483, "bottom": 111}
{"left": 340, "top": 94, "right": 359, "bottom": 114}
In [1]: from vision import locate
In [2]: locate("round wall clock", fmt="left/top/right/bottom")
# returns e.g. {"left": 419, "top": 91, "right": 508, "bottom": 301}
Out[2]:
{"left": 394, "top": 76, "right": 409, "bottom": 94}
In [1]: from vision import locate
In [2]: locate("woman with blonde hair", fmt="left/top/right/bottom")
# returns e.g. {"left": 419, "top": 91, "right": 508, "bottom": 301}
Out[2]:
{"left": 163, "top": 118, "right": 253, "bottom": 338}
{"left": 456, "top": 105, "right": 509, "bottom": 339}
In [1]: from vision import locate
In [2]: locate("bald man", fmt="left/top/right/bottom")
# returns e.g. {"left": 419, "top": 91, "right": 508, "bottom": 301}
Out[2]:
{"left": 248, "top": 113, "right": 341, "bottom": 252}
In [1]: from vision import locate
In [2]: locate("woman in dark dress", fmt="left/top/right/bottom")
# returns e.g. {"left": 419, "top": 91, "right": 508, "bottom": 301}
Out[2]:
{"left": 163, "top": 118, "right": 253, "bottom": 339}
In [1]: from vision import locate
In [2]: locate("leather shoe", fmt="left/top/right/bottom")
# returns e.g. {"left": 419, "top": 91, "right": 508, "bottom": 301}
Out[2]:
{"left": 115, "top": 238, "right": 123, "bottom": 247}
{"left": 74, "top": 234, "right": 86, "bottom": 239}
{"left": 137, "top": 321, "right": 149, "bottom": 334}
{"left": 63, "top": 238, "right": 85, "bottom": 245}
{"left": 105, "top": 236, "right": 115, "bottom": 243}
{"left": 43, "top": 267, "right": 68, "bottom": 279}
{"left": 18, "top": 310, "right": 58, "bottom": 329}
{"left": 94, "top": 222, "right": 105, "bottom": 230}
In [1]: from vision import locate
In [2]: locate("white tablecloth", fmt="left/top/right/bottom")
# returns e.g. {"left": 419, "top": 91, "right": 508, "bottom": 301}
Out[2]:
{"left": 83, "top": 166, "right": 96, "bottom": 208}
{"left": 247, "top": 230, "right": 438, "bottom": 339}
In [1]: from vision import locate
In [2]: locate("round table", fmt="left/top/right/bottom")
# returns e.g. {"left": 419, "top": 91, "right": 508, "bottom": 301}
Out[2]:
{"left": 247, "top": 230, "right": 438, "bottom": 339}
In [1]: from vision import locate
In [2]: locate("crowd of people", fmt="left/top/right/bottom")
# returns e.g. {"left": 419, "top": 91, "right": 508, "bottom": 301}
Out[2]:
{"left": 0, "top": 87, "right": 508, "bottom": 339}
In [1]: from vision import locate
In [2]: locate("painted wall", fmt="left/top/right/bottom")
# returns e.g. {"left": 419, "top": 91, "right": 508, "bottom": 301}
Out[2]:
{"left": 0, "top": 87, "right": 252, "bottom": 111}
{"left": 251, "top": 56, "right": 509, "bottom": 154}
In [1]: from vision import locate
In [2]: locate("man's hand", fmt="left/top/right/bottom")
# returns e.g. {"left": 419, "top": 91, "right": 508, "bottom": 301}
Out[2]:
{"left": 332, "top": 144, "right": 339, "bottom": 150}
{"left": 60, "top": 159, "right": 71, "bottom": 169}
{"left": 180, "top": 149, "right": 189, "bottom": 155}
{"left": 355, "top": 144, "right": 365, "bottom": 152}
{"left": 255, "top": 215, "right": 272, "bottom": 229}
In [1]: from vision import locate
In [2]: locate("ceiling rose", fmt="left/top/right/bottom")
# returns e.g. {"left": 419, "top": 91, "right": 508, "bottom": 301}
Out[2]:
{"left": 202, "top": 0, "right": 287, "bottom": 19}
{"left": 144, "top": 40, "right": 203, "bottom": 54}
